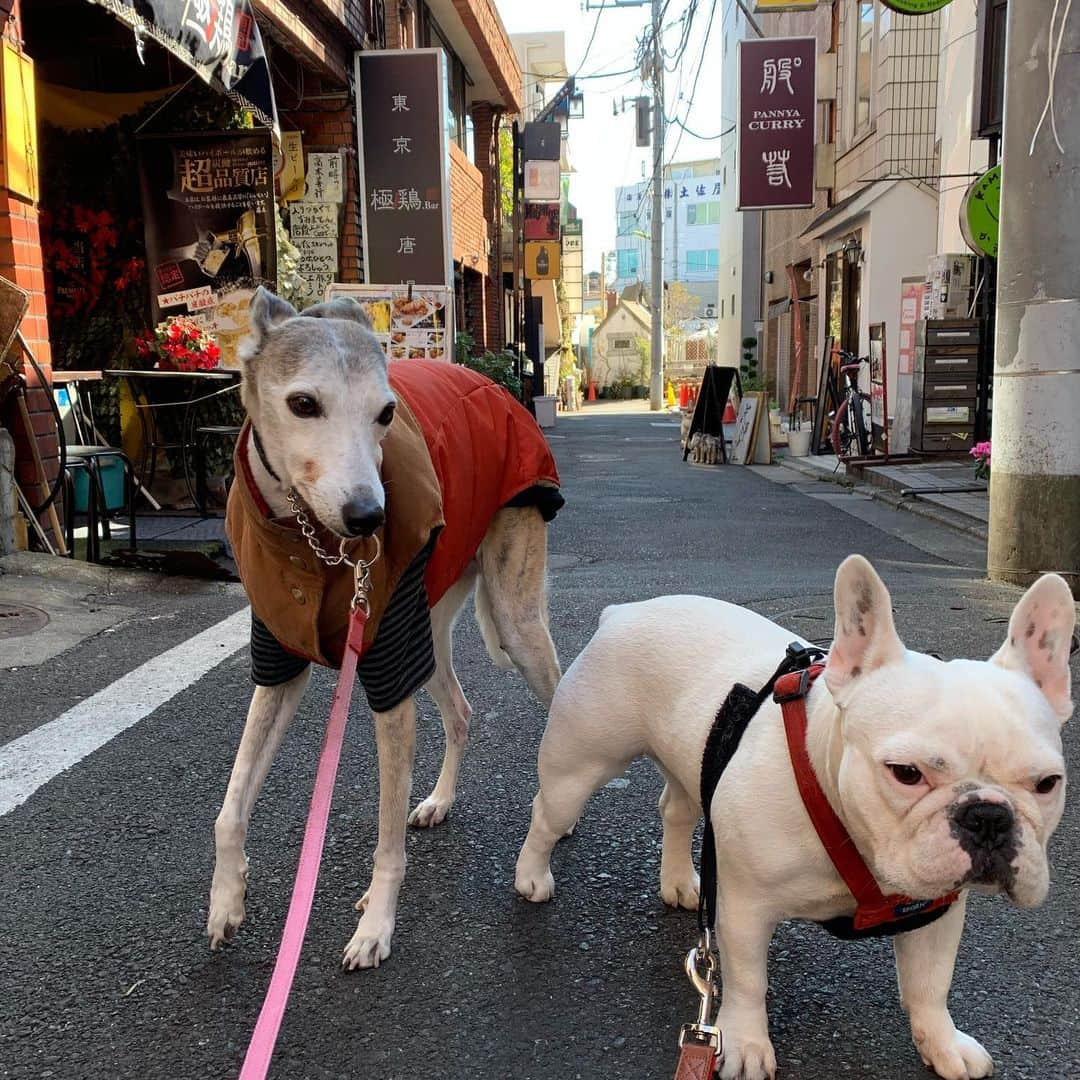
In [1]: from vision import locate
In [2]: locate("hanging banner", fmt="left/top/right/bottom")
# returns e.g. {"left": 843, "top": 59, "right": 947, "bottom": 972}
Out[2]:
{"left": 137, "top": 129, "right": 277, "bottom": 365}
{"left": 86, "top": 0, "right": 277, "bottom": 132}
{"left": 355, "top": 49, "right": 452, "bottom": 287}
{"left": 738, "top": 36, "right": 816, "bottom": 211}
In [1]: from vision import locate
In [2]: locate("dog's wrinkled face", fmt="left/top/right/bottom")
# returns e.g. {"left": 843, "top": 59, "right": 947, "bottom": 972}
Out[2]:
{"left": 239, "top": 288, "right": 395, "bottom": 537}
{"left": 821, "top": 556, "right": 1073, "bottom": 908}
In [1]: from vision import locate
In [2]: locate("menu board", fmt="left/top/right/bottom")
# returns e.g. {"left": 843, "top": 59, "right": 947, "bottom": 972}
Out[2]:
{"left": 325, "top": 283, "right": 452, "bottom": 362}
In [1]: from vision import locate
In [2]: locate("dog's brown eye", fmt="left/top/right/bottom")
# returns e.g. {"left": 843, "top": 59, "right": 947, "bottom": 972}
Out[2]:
{"left": 287, "top": 394, "right": 321, "bottom": 418}
{"left": 377, "top": 403, "right": 395, "bottom": 426}
{"left": 1035, "top": 775, "right": 1062, "bottom": 795}
{"left": 887, "top": 763, "right": 924, "bottom": 786}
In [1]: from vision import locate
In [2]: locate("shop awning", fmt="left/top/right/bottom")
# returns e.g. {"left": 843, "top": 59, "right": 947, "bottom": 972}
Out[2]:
{"left": 85, "top": 0, "right": 278, "bottom": 135}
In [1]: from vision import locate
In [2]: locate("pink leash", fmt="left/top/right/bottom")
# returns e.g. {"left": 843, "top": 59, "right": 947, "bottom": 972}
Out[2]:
{"left": 238, "top": 610, "right": 366, "bottom": 1080}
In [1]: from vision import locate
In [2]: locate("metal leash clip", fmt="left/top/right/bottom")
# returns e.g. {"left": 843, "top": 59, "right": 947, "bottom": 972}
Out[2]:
{"left": 673, "top": 930, "right": 722, "bottom": 1079}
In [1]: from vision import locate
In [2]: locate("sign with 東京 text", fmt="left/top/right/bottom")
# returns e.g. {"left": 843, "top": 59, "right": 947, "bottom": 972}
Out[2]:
{"left": 737, "top": 36, "right": 816, "bottom": 211}
{"left": 355, "top": 49, "right": 451, "bottom": 287}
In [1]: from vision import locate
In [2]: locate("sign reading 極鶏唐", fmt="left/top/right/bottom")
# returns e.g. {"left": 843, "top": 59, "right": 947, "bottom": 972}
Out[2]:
{"left": 738, "top": 37, "right": 816, "bottom": 211}
{"left": 355, "top": 49, "right": 452, "bottom": 287}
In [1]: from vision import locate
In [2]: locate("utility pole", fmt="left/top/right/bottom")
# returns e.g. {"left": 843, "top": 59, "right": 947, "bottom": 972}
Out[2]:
{"left": 987, "top": 2, "right": 1080, "bottom": 595}
{"left": 648, "top": 0, "right": 665, "bottom": 411}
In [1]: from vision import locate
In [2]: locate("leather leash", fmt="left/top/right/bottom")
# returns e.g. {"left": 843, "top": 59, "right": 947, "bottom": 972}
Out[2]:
{"left": 237, "top": 523, "right": 378, "bottom": 1080}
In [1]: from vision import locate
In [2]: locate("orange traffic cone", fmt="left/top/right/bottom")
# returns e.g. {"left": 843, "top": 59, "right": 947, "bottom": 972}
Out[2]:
{"left": 587, "top": 379, "right": 597, "bottom": 402}
{"left": 678, "top": 383, "right": 690, "bottom": 409}
{"left": 723, "top": 398, "right": 737, "bottom": 423}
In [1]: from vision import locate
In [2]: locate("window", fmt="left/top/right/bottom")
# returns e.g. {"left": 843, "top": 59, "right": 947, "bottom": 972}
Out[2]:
{"left": 423, "top": 11, "right": 468, "bottom": 150}
{"left": 686, "top": 250, "right": 720, "bottom": 273}
{"left": 720, "top": 298, "right": 725, "bottom": 318}
{"left": 612, "top": 337, "right": 633, "bottom": 350}
{"left": 617, "top": 249, "right": 640, "bottom": 278}
{"left": 687, "top": 201, "right": 721, "bottom": 226}
{"left": 617, "top": 211, "right": 638, "bottom": 236}
{"left": 731, "top": 294, "right": 736, "bottom": 318}
{"left": 853, "top": 1, "right": 876, "bottom": 137}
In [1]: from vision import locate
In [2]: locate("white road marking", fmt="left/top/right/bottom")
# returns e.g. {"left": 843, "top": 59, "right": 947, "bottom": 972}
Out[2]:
{"left": 0, "top": 607, "right": 250, "bottom": 816}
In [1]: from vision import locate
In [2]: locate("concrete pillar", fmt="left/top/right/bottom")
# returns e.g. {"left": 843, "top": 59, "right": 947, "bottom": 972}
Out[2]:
{"left": 987, "top": 1, "right": 1080, "bottom": 596}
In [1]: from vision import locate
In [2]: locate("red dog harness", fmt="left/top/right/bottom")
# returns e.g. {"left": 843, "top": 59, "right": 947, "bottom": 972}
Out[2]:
{"left": 774, "top": 662, "right": 959, "bottom": 935}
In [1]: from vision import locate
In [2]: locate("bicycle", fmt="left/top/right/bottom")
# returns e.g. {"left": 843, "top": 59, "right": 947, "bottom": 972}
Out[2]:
{"left": 828, "top": 348, "right": 872, "bottom": 459}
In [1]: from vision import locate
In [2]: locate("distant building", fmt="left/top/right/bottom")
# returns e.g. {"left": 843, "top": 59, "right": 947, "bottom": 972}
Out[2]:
{"left": 611, "top": 158, "right": 724, "bottom": 314}
{"left": 591, "top": 299, "right": 652, "bottom": 391}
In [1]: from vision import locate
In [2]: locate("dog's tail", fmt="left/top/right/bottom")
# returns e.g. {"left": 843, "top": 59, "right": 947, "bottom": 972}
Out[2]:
{"left": 475, "top": 575, "right": 514, "bottom": 669}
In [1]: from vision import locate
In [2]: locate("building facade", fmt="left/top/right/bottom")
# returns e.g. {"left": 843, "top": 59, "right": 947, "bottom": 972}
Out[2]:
{"left": 756, "top": 0, "right": 1001, "bottom": 444}
{"left": 611, "top": 158, "right": 724, "bottom": 315}
{"left": 1, "top": 0, "right": 519, "bottom": 547}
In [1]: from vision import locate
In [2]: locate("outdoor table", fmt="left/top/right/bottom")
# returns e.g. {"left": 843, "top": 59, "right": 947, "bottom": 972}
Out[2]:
{"left": 104, "top": 368, "right": 242, "bottom": 510}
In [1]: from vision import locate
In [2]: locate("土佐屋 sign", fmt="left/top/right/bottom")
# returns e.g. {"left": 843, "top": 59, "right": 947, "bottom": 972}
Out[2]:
{"left": 355, "top": 49, "right": 452, "bottom": 287}
{"left": 880, "top": 0, "right": 953, "bottom": 13}
{"left": 525, "top": 241, "right": 560, "bottom": 281}
{"left": 960, "top": 165, "right": 1000, "bottom": 259}
{"left": 738, "top": 37, "right": 816, "bottom": 211}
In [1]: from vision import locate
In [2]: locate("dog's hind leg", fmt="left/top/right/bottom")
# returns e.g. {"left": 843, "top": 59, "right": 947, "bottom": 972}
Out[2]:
{"left": 344, "top": 695, "right": 417, "bottom": 969}
{"left": 207, "top": 668, "right": 310, "bottom": 950}
{"left": 409, "top": 568, "right": 477, "bottom": 829}
{"left": 657, "top": 769, "right": 700, "bottom": 910}
{"left": 477, "top": 507, "right": 561, "bottom": 708}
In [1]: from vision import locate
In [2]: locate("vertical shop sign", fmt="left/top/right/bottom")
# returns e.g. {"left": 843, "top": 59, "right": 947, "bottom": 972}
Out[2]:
{"left": 137, "top": 129, "right": 277, "bottom": 365}
{"left": 738, "top": 37, "right": 816, "bottom": 211}
{"left": 355, "top": 49, "right": 451, "bottom": 286}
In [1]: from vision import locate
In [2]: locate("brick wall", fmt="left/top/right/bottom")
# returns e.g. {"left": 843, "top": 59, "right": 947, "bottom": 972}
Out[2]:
{"left": 450, "top": 0, "right": 522, "bottom": 112}
{"left": 470, "top": 102, "right": 503, "bottom": 350}
{"left": 450, "top": 142, "right": 487, "bottom": 276}
{"left": 0, "top": 5, "right": 58, "bottom": 534}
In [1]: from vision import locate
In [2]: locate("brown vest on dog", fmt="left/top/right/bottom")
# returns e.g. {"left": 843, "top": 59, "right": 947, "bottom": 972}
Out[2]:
{"left": 226, "top": 394, "right": 444, "bottom": 668}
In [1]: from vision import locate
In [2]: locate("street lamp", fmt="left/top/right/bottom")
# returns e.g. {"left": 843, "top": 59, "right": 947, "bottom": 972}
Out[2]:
{"left": 842, "top": 235, "right": 864, "bottom": 267}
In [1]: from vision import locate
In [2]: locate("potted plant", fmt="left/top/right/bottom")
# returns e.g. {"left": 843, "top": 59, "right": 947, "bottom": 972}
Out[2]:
{"left": 740, "top": 336, "right": 764, "bottom": 392}
{"left": 970, "top": 440, "right": 991, "bottom": 481}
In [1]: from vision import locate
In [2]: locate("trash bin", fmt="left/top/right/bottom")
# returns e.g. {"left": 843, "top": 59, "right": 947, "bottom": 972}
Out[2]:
{"left": 534, "top": 395, "right": 557, "bottom": 429}
{"left": 787, "top": 428, "right": 813, "bottom": 457}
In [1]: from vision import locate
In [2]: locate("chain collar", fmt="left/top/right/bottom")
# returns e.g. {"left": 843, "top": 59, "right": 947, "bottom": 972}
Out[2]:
{"left": 286, "top": 488, "right": 381, "bottom": 613}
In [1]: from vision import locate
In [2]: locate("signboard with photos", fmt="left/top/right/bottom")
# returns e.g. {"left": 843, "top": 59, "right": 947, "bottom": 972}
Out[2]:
{"left": 325, "top": 283, "right": 452, "bottom": 362}
{"left": 737, "top": 37, "right": 816, "bottom": 211}
{"left": 355, "top": 50, "right": 453, "bottom": 288}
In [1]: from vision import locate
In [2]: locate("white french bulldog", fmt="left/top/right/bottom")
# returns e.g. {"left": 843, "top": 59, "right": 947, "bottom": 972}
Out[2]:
{"left": 515, "top": 555, "right": 1075, "bottom": 1080}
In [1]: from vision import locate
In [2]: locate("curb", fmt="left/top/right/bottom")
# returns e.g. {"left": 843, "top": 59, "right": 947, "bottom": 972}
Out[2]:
{"left": 777, "top": 455, "right": 989, "bottom": 543}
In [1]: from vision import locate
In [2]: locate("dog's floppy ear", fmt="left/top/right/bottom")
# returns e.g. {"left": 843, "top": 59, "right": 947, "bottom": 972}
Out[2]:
{"left": 302, "top": 297, "right": 372, "bottom": 329}
{"left": 825, "top": 555, "right": 905, "bottom": 698}
{"left": 990, "top": 573, "right": 1075, "bottom": 723}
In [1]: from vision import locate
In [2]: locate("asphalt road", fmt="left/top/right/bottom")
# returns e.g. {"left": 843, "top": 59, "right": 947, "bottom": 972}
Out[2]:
{"left": 1, "top": 409, "right": 1077, "bottom": 1079}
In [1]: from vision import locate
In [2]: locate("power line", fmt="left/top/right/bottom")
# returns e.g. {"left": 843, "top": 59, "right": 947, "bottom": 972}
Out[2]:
{"left": 571, "top": 2, "right": 607, "bottom": 79}
{"left": 665, "top": 0, "right": 718, "bottom": 162}
{"left": 667, "top": 118, "right": 735, "bottom": 141}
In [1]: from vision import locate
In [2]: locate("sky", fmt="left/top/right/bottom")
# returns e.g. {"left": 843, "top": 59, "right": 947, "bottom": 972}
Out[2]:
{"left": 497, "top": 0, "right": 724, "bottom": 280}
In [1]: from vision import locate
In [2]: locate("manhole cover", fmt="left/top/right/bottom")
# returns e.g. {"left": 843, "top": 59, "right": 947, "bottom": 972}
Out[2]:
{"left": 0, "top": 603, "right": 50, "bottom": 639}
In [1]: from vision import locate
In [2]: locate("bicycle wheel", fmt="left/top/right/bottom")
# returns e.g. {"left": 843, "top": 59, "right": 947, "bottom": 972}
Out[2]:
{"left": 830, "top": 398, "right": 851, "bottom": 457}
{"left": 853, "top": 392, "right": 871, "bottom": 456}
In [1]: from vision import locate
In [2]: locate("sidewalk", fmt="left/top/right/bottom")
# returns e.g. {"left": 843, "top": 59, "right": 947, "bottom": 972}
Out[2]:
{"left": 782, "top": 452, "right": 989, "bottom": 540}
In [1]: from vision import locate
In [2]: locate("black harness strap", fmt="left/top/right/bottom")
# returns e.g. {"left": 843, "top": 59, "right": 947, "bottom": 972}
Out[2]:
{"left": 697, "top": 642, "right": 825, "bottom": 935}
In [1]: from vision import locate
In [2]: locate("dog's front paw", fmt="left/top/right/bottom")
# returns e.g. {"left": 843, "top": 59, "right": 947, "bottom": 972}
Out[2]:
{"left": 717, "top": 1013, "right": 776, "bottom": 1080}
{"left": 206, "top": 863, "right": 247, "bottom": 950}
{"left": 913, "top": 1022, "right": 994, "bottom": 1080}
{"left": 514, "top": 860, "right": 555, "bottom": 903}
{"left": 408, "top": 795, "right": 453, "bottom": 828}
{"left": 659, "top": 870, "right": 700, "bottom": 910}
{"left": 342, "top": 911, "right": 394, "bottom": 970}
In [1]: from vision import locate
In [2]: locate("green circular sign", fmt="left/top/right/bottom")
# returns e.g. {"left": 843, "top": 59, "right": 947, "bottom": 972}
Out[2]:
{"left": 881, "top": 0, "right": 954, "bottom": 13}
{"left": 960, "top": 164, "right": 1001, "bottom": 259}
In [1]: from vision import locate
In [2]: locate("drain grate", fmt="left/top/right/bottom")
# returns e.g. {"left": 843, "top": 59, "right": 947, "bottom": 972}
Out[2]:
{"left": 0, "top": 603, "right": 50, "bottom": 640}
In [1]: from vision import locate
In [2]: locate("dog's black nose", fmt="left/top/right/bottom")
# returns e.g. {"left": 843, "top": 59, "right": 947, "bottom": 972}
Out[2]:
{"left": 953, "top": 800, "right": 1014, "bottom": 848}
{"left": 342, "top": 500, "right": 385, "bottom": 537}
